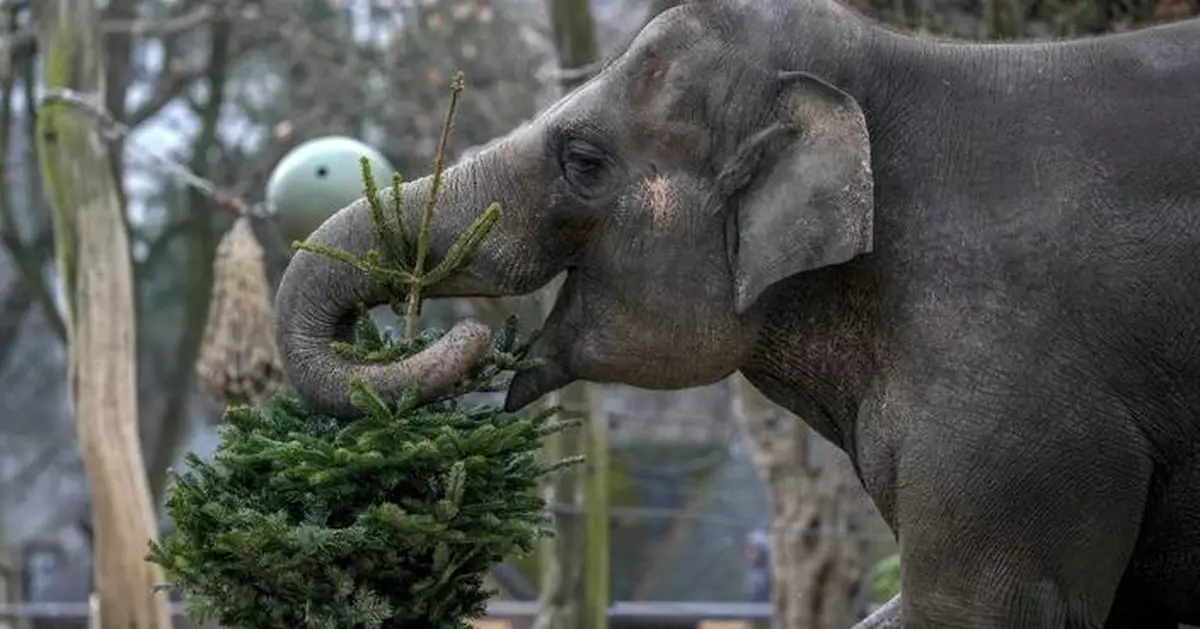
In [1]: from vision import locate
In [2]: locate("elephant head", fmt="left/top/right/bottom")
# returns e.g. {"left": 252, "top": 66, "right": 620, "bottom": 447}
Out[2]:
{"left": 274, "top": 0, "right": 874, "bottom": 418}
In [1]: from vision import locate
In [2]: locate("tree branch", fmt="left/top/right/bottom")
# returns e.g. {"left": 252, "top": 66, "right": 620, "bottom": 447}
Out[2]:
{"left": 0, "top": 277, "right": 37, "bottom": 368}
{"left": 9, "top": 5, "right": 221, "bottom": 50}
{"left": 127, "top": 67, "right": 203, "bottom": 127}
{"left": 0, "top": 227, "right": 56, "bottom": 370}
{"left": 135, "top": 217, "right": 193, "bottom": 276}
{"left": 0, "top": 18, "right": 65, "bottom": 343}
{"left": 101, "top": 5, "right": 218, "bottom": 37}
{"left": 124, "top": 1, "right": 211, "bottom": 128}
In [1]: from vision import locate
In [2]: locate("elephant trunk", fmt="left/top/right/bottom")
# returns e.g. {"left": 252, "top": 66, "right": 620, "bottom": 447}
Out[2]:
{"left": 274, "top": 173, "right": 493, "bottom": 418}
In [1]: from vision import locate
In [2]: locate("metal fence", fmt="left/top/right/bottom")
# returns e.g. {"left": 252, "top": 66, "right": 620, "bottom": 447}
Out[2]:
{"left": 1, "top": 600, "right": 779, "bottom": 629}
{"left": 1, "top": 599, "right": 884, "bottom": 628}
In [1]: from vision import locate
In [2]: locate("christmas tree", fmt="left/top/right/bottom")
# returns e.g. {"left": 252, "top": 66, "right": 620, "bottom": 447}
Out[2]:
{"left": 149, "top": 73, "right": 578, "bottom": 629}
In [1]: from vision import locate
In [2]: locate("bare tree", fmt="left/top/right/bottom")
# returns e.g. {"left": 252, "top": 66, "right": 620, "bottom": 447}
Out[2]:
{"left": 0, "top": 1, "right": 237, "bottom": 529}
{"left": 33, "top": 0, "right": 173, "bottom": 625}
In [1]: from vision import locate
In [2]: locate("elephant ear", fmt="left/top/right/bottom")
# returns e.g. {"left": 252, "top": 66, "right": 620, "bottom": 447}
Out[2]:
{"left": 724, "top": 70, "right": 874, "bottom": 314}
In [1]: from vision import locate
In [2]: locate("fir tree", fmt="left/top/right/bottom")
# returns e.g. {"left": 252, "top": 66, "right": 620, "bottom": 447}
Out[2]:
{"left": 148, "top": 72, "right": 580, "bottom": 629}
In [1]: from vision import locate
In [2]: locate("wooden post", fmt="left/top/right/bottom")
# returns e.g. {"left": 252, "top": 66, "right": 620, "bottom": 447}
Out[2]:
{"left": 536, "top": 378, "right": 609, "bottom": 629}
{"left": 88, "top": 593, "right": 101, "bottom": 629}
{"left": 532, "top": 277, "right": 580, "bottom": 629}
{"left": 533, "top": 275, "right": 608, "bottom": 629}
{"left": 33, "top": 2, "right": 174, "bottom": 629}
{"left": 536, "top": 2, "right": 609, "bottom": 629}
{"left": 0, "top": 545, "right": 15, "bottom": 629}
{"left": 583, "top": 385, "right": 609, "bottom": 629}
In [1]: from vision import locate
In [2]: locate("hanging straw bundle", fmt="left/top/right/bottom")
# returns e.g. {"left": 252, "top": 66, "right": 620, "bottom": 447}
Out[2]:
{"left": 195, "top": 214, "right": 285, "bottom": 408}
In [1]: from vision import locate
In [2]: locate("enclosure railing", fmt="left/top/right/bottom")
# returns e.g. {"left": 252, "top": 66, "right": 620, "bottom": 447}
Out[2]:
{"left": 0, "top": 600, "right": 881, "bottom": 628}
{"left": 2, "top": 600, "right": 780, "bottom": 623}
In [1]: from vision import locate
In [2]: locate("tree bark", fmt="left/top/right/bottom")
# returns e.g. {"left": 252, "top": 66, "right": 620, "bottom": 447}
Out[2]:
{"left": 730, "top": 374, "right": 870, "bottom": 629}
{"left": 33, "top": 2, "right": 174, "bottom": 628}
{"left": 0, "top": 39, "right": 66, "bottom": 349}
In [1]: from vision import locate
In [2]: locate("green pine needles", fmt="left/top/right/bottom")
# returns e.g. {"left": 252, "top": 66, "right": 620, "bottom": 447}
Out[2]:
{"left": 292, "top": 73, "right": 501, "bottom": 341}
{"left": 148, "top": 72, "right": 580, "bottom": 629}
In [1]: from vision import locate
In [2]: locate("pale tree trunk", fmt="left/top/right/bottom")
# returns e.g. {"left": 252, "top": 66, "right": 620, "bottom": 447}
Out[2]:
{"left": 533, "top": 374, "right": 591, "bottom": 629}
{"left": 535, "top": 1, "right": 609, "bottom": 629}
{"left": 533, "top": 281, "right": 609, "bottom": 629}
{"left": 34, "top": 2, "right": 174, "bottom": 628}
{"left": 533, "top": 278, "right": 609, "bottom": 629}
{"left": 730, "top": 374, "right": 869, "bottom": 629}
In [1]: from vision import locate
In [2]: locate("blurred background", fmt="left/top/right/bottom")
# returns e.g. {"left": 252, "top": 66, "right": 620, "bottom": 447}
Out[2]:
{"left": 0, "top": 0, "right": 1195, "bottom": 628}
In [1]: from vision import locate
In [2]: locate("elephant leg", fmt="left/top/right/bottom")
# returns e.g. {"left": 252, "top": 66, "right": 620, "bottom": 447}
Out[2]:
{"left": 1102, "top": 579, "right": 1177, "bottom": 629}
{"left": 845, "top": 579, "right": 1179, "bottom": 629}
{"left": 887, "top": 401, "right": 1153, "bottom": 628}
{"left": 850, "top": 581, "right": 1178, "bottom": 629}
{"left": 1102, "top": 602, "right": 1176, "bottom": 629}
{"left": 852, "top": 594, "right": 901, "bottom": 629}
{"left": 856, "top": 575, "right": 1175, "bottom": 629}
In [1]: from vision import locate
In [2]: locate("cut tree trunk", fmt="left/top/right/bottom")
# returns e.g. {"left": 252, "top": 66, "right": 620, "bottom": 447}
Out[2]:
{"left": 34, "top": 2, "right": 174, "bottom": 628}
{"left": 730, "top": 374, "right": 870, "bottom": 629}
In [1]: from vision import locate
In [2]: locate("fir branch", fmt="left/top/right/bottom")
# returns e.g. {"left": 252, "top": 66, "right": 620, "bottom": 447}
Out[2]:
{"left": 361, "top": 157, "right": 395, "bottom": 267}
{"left": 292, "top": 241, "right": 374, "bottom": 274}
{"left": 420, "top": 202, "right": 502, "bottom": 287}
{"left": 405, "top": 71, "right": 467, "bottom": 339}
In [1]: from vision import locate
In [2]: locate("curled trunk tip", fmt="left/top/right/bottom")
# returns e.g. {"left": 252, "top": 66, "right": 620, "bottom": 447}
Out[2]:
{"left": 397, "top": 318, "right": 495, "bottom": 398}
{"left": 284, "top": 317, "right": 493, "bottom": 419}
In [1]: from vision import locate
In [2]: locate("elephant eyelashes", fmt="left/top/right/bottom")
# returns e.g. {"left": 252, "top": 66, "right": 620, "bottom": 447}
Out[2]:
{"left": 559, "top": 136, "right": 615, "bottom": 199}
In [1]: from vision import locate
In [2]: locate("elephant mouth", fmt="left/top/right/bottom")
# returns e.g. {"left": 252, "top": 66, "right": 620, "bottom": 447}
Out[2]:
{"left": 503, "top": 332, "right": 574, "bottom": 412}
{"left": 501, "top": 274, "right": 579, "bottom": 411}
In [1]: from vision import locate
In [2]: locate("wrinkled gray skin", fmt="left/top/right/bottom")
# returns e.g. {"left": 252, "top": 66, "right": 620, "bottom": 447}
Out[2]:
{"left": 274, "top": 0, "right": 1200, "bottom": 626}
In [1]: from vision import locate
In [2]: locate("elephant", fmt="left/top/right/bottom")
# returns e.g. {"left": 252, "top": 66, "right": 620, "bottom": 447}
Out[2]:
{"left": 273, "top": 0, "right": 1200, "bottom": 626}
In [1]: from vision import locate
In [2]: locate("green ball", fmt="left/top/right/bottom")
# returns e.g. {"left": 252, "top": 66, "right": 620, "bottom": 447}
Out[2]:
{"left": 265, "top": 135, "right": 395, "bottom": 244}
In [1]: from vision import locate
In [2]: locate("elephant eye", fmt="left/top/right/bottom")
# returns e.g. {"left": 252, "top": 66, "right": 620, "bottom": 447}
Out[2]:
{"left": 560, "top": 137, "right": 613, "bottom": 199}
